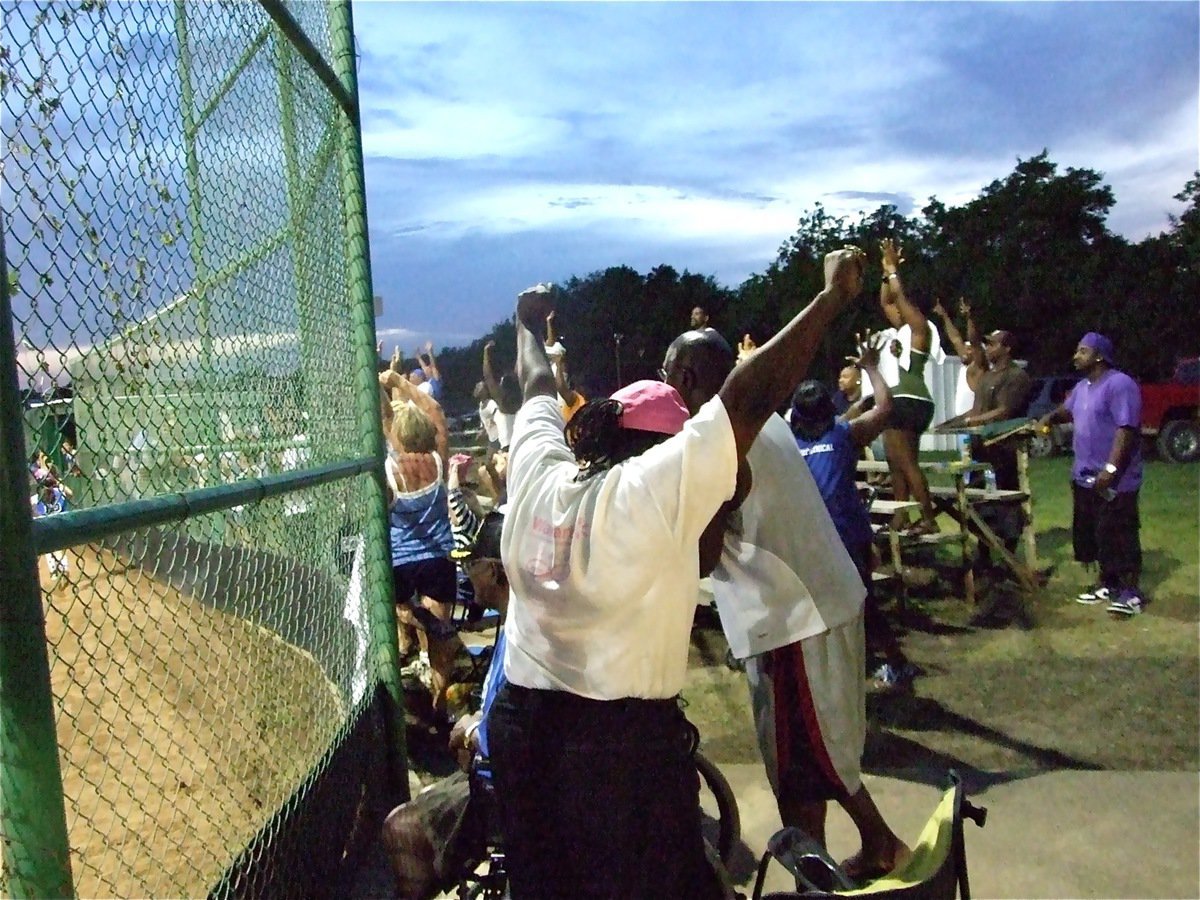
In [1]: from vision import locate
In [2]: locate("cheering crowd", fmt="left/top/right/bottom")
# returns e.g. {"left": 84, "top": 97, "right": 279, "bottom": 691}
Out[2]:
{"left": 378, "top": 240, "right": 1147, "bottom": 898}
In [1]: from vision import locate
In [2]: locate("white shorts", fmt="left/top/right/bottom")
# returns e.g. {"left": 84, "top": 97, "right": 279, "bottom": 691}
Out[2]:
{"left": 744, "top": 612, "right": 866, "bottom": 802}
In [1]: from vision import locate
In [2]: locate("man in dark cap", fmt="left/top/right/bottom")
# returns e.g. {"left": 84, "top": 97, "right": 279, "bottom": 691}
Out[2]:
{"left": 963, "top": 330, "right": 1033, "bottom": 438}
{"left": 1038, "top": 332, "right": 1145, "bottom": 616}
{"left": 939, "top": 328, "right": 1033, "bottom": 584}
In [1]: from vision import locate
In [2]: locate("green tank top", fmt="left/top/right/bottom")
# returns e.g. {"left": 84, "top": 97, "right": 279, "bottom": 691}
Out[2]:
{"left": 894, "top": 349, "right": 932, "bottom": 402}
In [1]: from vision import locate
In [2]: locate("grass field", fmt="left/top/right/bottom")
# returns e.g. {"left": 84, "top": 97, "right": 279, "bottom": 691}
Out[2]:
{"left": 684, "top": 454, "right": 1200, "bottom": 778}
{"left": 1026, "top": 456, "right": 1198, "bottom": 612}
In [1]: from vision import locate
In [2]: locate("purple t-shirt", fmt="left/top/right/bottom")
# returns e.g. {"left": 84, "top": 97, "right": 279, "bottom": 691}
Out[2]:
{"left": 1064, "top": 369, "right": 1142, "bottom": 492}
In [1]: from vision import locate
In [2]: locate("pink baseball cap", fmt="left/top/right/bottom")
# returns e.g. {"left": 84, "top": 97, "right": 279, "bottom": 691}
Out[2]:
{"left": 609, "top": 380, "right": 690, "bottom": 435}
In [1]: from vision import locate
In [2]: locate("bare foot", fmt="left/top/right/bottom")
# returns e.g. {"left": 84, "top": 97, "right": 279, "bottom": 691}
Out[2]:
{"left": 840, "top": 842, "right": 912, "bottom": 885}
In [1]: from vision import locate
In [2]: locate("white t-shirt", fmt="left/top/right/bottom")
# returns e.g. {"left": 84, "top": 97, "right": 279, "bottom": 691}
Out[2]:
{"left": 862, "top": 322, "right": 945, "bottom": 398}
{"left": 500, "top": 393, "right": 738, "bottom": 699}
{"left": 479, "top": 399, "right": 500, "bottom": 443}
{"left": 954, "top": 362, "right": 974, "bottom": 417}
{"left": 494, "top": 409, "right": 517, "bottom": 449}
{"left": 711, "top": 414, "right": 865, "bottom": 659}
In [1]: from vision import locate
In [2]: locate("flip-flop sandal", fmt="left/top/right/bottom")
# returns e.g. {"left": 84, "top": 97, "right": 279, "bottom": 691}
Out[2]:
{"left": 903, "top": 520, "right": 939, "bottom": 537}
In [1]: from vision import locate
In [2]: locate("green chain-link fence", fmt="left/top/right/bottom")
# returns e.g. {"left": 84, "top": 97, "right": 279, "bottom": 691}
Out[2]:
{"left": 1, "top": 1, "right": 406, "bottom": 895}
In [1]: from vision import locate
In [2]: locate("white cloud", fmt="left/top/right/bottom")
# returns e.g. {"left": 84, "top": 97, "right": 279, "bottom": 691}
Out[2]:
{"left": 389, "top": 180, "right": 796, "bottom": 247}
{"left": 361, "top": 97, "right": 571, "bottom": 161}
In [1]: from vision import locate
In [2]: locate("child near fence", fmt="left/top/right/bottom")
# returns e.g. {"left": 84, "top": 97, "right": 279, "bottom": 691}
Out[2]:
{"left": 30, "top": 474, "right": 73, "bottom": 581}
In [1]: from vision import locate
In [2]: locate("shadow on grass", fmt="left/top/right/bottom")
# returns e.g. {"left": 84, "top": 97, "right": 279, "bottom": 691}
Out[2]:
{"left": 1036, "top": 527, "right": 1190, "bottom": 618}
{"left": 896, "top": 605, "right": 977, "bottom": 637}
{"left": 1039, "top": 525, "right": 1073, "bottom": 557}
{"left": 1140, "top": 548, "right": 1190, "bottom": 613}
{"left": 863, "top": 692, "right": 1103, "bottom": 794}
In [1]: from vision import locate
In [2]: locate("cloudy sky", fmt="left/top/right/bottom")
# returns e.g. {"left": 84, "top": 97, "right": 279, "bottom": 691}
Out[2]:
{"left": 350, "top": 0, "right": 1198, "bottom": 354}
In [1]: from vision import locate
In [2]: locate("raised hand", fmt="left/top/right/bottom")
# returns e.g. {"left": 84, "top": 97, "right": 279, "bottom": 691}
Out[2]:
{"left": 484, "top": 339, "right": 495, "bottom": 353}
{"left": 516, "top": 282, "right": 554, "bottom": 329}
{"left": 389, "top": 345, "right": 401, "bottom": 372}
{"left": 737, "top": 333, "right": 758, "bottom": 363}
{"left": 423, "top": 340, "right": 434, "bottom": 355}
{"left": 449, "top": 452, "right": 474, "bottom": 477}
{"left": 932, "top": 298, "right": 948, "bottom": 319}
{"left": 879, "top": 238, "right": 904, "bottom": 275}
{"left": 822, "top": 246, "right": 867, "bottom": 302}
{"left": 848, "top": 330, "right": 883, "bottom": 369}
{"left": 958, "top": 296, "right": 971, "bottom": 318}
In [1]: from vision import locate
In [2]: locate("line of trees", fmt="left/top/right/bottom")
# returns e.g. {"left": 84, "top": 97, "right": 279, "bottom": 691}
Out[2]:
{"left": 434, "top": 153, "right": 1199, "bottom": 412}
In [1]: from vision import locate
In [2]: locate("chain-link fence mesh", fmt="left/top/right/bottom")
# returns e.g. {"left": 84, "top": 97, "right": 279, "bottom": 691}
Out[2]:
{"left": 2, "top": 1, "right": 402, "bottom": 895}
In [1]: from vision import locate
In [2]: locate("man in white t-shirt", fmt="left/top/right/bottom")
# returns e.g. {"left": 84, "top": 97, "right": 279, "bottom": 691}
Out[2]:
{"left": 472, "top": 381, "right": 501, "bottom": 451}
{"left": 482, "top": 340, "right": 519, "bottom": 450}
{"left": 663, "top": 329, "right": 910, "bottom": 884}
{"left": 489, "top": 248, "right": 869, "bottom": 899}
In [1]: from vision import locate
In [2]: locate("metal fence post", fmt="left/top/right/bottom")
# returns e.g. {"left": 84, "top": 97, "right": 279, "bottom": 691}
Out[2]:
{"left": 328, "top": 0, "right": 409, "bottom": 802}
{"left": 0, "top": 239, "right": 75, "bottom": 896}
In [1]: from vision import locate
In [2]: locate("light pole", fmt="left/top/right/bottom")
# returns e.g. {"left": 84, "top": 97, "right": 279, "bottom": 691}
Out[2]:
{"left": 613, "top": 332, "right": 624, "bottom": 386}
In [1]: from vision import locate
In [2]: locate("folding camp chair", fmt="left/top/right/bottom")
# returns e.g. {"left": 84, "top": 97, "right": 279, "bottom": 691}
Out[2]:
{"left": 751, "top": 771, "right": 988, "bottom": 900}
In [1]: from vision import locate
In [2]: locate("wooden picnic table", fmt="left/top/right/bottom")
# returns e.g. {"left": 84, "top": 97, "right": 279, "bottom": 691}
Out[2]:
{"left": 861, "top": 434, "right": 1042, "bottom": 605}
{"left": 930, "top": 418, "right": 1041, "bottom": 589}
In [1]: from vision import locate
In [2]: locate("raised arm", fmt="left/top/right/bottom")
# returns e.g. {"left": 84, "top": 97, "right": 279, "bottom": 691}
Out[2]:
{"left": 380, "top": 369, "right": 450, "bottom": 467}
{"left": 880, "top": 239, "right": 929, "bottom": 353}
{"left": 958, "top": 298, "right": 987, "bottom": 373}
{"left": 514, "top": 284, "right": 558, "bottom": 403}
{"left": 554, "top": 347, "right": 581, "bottom": 406}
{"left": 718, "top": 247, "right": 866, "bottom": 460}
{"left": 845, "top": 332, "right": 893, "bottom": 447}
{"left": 482, "top": 340, "right": 503, "bottom": 403}
{"left": 545, "top": 310, "right": 559, "bottom": 347}
{"left": 736, "top": 333, "right": 758, "bottom": 364}
{"left": 933, "top": 298, "right": 969, "bottom": 360}
{"left": 963, "top": 298, "right": 984, "bottom": 361}
{"left": 419, "top": 340, "right": 441, "bottom": 382}
{"left": 446, "top": 453, "right": 481, "bottom": 536}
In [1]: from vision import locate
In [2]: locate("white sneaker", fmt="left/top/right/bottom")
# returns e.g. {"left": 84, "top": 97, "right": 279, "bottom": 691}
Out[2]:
{"left": 1106, "top": 590, "right": 1145, "bottom": 617}
{"left": 1075, "top": 585, "right": 1110, "bottom": 605}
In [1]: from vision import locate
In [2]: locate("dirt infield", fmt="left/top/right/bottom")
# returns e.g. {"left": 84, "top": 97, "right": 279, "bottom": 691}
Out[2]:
{"left": 39, "top": 543, "right": 344, "bottom": 898}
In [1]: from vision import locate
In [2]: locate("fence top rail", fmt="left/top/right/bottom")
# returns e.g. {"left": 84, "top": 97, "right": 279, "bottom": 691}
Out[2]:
{"left": 32, "top": 455, "right": 379, "bottom": 554}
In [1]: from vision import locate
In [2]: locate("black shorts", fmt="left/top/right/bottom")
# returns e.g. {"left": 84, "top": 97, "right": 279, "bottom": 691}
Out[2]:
{"left": 1072, "top": 483, "right": 1141, "bottom": 585}
{"left": 393, "top": 556, "right": 458, "bottom": 639}
{"left": 888, "top": 397, "right": 935, "bottom": 434}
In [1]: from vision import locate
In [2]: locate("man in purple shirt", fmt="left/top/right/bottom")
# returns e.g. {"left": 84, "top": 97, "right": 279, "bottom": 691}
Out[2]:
{"left": 1038, "top": 332, "right": 1145, "bottom": 616}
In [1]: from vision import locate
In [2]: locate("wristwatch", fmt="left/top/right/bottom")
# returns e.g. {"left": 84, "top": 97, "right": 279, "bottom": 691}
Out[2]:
{"left": 1102, "top": 462, "right": 1118, "bottom": 475}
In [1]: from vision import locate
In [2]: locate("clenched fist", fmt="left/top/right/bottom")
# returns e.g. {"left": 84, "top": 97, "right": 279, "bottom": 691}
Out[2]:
{"left": 823, "top": 246, "right": 867, "bottom": 302}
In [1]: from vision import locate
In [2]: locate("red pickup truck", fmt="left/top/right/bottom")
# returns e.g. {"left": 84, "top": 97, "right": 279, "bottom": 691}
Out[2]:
{"left": 1141, "top": 358, "right": 1200, "bottom": 463}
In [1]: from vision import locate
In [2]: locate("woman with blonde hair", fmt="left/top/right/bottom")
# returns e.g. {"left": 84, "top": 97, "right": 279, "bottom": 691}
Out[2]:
{"left": 379, "top": 370, "right": 463, "bottom": 719}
